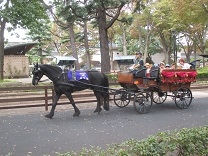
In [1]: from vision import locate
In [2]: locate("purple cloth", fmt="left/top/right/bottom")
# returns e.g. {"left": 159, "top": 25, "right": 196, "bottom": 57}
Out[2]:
{"left": 68, "top": 71, "right": 89, "bottom": 80}
{"left": 76, "top": 71, "right": 89, "bottom": 80}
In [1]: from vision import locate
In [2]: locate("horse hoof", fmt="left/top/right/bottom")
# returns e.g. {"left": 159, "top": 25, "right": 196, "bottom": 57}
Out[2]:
{"left": 73, "top": 112, "right": 80, "bottom": 117}
{"left": 45, "top": 114, "right": 53, "bottom": 119}
{"left": 94, "top": 108, "right": 102, "bottom": 113}
{"left": 104, "top": 106, "right": 110, "bottom": 111}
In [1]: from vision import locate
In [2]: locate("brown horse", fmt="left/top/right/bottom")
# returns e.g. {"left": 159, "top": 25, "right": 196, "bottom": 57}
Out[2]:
{"left": 32, "top": 63, "right": 109, "bottom": 118}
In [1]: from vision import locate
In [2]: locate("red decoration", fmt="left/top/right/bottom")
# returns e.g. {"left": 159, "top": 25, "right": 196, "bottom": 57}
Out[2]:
{"left": 176, "top": 72, "right": 186, "bottom": 78}
{"left": 161, "top": 70, "right": 197, "bottom": 84}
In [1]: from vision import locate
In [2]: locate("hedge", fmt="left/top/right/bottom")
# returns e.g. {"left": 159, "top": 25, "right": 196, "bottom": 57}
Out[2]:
{"left": 196, "top": 67, "right": 208, "bottom": 79}
{"left": 57, "top": 126, "right": 208, "bottom": 156}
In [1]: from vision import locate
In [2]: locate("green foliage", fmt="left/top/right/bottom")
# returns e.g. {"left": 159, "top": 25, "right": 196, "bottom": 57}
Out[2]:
{"left": 1, "top": 0, "right": 48, "bottom": 30}
{"left": 106, "top": 73, "right": 118, "bottom": 83}
{"left": 196, "top": 66, "right": 208, "bottom": 79}
{"left": 197, "top": 66, "right": 208, "bottom": 73}
{"left": 58, "top": 126, "right": 208, "bottom": 156}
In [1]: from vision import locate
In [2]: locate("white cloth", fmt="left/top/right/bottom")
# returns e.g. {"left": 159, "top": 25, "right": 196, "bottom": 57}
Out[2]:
{"left": 182, "top": 63, "right": 191, "bottom": 69}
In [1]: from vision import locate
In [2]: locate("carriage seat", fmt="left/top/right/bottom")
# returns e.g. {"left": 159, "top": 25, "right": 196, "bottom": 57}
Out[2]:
{"left": 143, "top": 66, "right": 160, "bottom": 81}
{"left": 133, "top": 68, "right": 146, "bottom": 78}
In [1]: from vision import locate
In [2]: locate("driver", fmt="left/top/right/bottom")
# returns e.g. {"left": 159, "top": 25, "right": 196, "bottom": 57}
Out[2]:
{"left": 132, "top": 52, "right": 144, "bottom": 71}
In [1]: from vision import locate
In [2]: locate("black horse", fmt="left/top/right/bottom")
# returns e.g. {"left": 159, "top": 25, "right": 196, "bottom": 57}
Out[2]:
{"left": 32, "top": 63, "right": 109, "bottom": 118}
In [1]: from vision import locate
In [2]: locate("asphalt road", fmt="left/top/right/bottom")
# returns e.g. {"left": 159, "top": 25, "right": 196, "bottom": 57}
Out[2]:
{"left": 0, "top": 90, "right": 208, "bottom": 156}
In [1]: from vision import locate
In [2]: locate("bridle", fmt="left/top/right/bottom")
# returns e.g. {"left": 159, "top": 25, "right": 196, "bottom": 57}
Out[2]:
{"left": 32, "top": 64, "right": 42, "bottom": 83}
{"left": 32, "top": 63, "right": 66, "bottom": 84}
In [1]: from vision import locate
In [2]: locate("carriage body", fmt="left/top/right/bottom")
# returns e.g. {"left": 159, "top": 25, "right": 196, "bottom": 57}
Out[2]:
{"left": 115, "top": 68, "right": 197, "bottom": 114}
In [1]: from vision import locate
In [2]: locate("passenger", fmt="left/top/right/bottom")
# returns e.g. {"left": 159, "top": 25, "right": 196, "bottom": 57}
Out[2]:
{"left": 145, "top": 63, "right": 151, "bottom": 77}
{"left": 159, "top": 62, "right": 165, "bottom": 72}
{"left": 165, "top": 64, "right": 170, "bottom": 69}
{"left": 171, "top": 63, "right": 176, "bottom": 69}
{"left": 178, "top": 58, "right": 191, "bottom": 69}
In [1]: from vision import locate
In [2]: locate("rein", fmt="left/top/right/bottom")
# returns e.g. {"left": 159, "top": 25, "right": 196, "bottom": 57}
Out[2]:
{"left": 52, "top": 72, "right": 66, "bottom": 84}
{"left": 56, "top": 80, "right": 115, "bottom": 94}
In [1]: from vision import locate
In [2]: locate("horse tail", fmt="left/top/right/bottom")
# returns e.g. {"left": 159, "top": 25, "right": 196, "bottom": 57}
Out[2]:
{"left": 102, "top": 73, "right": 110, "bottom": 111}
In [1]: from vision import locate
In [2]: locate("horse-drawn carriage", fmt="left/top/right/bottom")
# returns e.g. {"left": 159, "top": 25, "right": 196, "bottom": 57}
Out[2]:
{"left": 114, "top": 67, "right": 197, "bottom": 114}
{"left": 32, "top": 63, "right": 197, "bottom": 118}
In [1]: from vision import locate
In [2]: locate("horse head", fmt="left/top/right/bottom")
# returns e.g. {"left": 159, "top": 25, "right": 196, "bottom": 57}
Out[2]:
{"left": 32, "top": 63, "right": 43, "bottom": 85}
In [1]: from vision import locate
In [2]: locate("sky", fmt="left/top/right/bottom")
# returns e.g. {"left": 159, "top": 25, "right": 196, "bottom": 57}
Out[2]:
{"left": 5, "top": 27, "right": 27, "bottom": 42}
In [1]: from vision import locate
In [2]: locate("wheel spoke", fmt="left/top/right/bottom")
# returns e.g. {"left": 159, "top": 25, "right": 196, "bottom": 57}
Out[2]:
{"left": 175, "top": 87, "right": 192, "bottom": 109}
{"left": 153, "top": 91, "right": 167, "bottom": 104}
{"left": 133, "top": 92, "right": 152, "bottom": 114}
{"left": 114, "top": 89, "right": 131, "bottom": 108}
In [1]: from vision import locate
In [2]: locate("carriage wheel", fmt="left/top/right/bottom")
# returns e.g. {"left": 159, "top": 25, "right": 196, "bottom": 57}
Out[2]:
{"left": 114, "top": 89, "right": 131, "bottom": 108}
{"left": 152, "top": 91, "right": 167, "bottom": 104}
{"left": 174, "top": 87, "right": 192, "bottom": 109}
{"left": 133, "top": 92, "right": 152, "bottom": 114}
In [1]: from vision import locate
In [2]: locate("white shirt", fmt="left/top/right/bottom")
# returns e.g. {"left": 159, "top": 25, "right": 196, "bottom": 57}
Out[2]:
{"left": 182, "top": 63, "right": 191, "bottom": 69}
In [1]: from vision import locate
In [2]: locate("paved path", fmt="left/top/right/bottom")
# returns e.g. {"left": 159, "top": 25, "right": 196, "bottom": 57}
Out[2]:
{"left": 0, "top": 90, "right": 208, "bottom": 156}
{"left": 11, "top": 76, "right": 50, "bottom": 84}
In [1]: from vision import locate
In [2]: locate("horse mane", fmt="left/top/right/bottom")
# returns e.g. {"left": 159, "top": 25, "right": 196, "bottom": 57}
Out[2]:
{"left": 39, "top": 64, "right": 63, "bottom": 78}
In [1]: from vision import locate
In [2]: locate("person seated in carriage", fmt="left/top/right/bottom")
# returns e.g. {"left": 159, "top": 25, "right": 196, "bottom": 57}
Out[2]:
{"left": 159, "top": 62, "right": 165, "bottom": 72}
{"left": 171, "top": 63, "right": 176, "bottom": 69}
{"left": 165, "top": 63, "right": 170, "bottom": 69}
{"left": 178, "top": 58, "right": 191, "bottom": 69}
{"left": 145, "top": 63, "right": 151, "bottom": 77}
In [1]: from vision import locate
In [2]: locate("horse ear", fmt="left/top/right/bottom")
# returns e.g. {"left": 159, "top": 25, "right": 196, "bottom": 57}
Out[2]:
{"left": 33, "top": 62, "right": 38, "bottom": 69}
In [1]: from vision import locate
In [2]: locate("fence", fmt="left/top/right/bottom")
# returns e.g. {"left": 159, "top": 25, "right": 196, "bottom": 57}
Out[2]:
{"left": 0, "top": 85, "right": 100, "bottom": 111}
{"left": 0, "top": 83, "right": 207, "bottom": 111}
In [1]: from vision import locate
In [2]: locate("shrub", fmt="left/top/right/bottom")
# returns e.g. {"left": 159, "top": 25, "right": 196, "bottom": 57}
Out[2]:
{"left": 58, "top": 126, "right": 208, "bottom": 156}
{"left": 196, "top": 67, "right": 208, "bottom": 79}
{"left": 106, "top": 73, "right": 118, "bottom": 83}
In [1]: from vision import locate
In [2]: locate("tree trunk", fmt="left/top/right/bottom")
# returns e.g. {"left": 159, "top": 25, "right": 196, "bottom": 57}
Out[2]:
{"left": 138, "top": 24, "right": 143, "bottom": 52}
{"left": 143, "top": 13, "right": 153, "bottom": 64}
{"left": 97, "top": 9, "right": 111, "bottom": 73}
{"left": 122, "top": 27, "right": 127, "bottom": 55}
{"left": 0, "top": 21, "right": 6, "bottom": 80}
{"left": 68, "top": 22, "right": 80, "bottom": 70}
{"left": 159, "top": 32, "right": 170, "bottom": 63}
{"left": 37, "top": 39, "right": 44, "bottom": 64}
{"left": 83, "top": 21, "right": 91, "bottom": 70}
{"left": 109, "top": 41, "right": 114, "bottom": 70}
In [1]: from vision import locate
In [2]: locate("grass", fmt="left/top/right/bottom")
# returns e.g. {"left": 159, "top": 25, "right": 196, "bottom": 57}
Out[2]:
{"left": 0, "top": 79, "right": 15, "bottom": 83}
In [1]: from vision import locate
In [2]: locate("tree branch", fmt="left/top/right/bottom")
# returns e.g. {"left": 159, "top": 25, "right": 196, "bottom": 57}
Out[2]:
{"left": 106, "top": 3, "right": 125, "bottom": 30}
{"left": 40, "top": 0, "right": 69, "bottom": 29}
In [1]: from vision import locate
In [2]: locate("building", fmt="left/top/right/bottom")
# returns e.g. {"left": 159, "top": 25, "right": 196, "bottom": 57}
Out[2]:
{"left": 4, "top": 42, "right": 36, "bottom": 78}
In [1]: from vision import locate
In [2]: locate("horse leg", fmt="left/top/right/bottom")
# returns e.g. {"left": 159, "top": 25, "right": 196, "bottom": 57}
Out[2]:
{"left": 64, "top": 92, "right": 80, "bottom": 117}
{"left": 45, "top": 93, "right": 61, "bottom": 119}
{"left": 93, "top": 91, "right": 103, "bottom": 113}
{"left": 103, "top": 92, "right": 110, "bottom": 111}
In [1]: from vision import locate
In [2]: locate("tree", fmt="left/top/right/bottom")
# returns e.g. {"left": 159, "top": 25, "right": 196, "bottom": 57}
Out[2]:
{"left": 26, "top": 20, "right": 52, "bottom": 64}
{"left": 65, "top": 0, "right": 127, "bottom": 73}
{"left": 0, "top": 0, "right": 48, "bottom": 80}
{"left": 172, "top": 0, "right": 208, "bottom": 64}
{"left": 151, "top": 0, "right": 174, "bottom": 64}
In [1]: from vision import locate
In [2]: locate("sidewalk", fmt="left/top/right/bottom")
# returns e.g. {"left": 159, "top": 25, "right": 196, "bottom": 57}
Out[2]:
{"left": 11, "top": 75, "right": 51, "bottom": 84}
